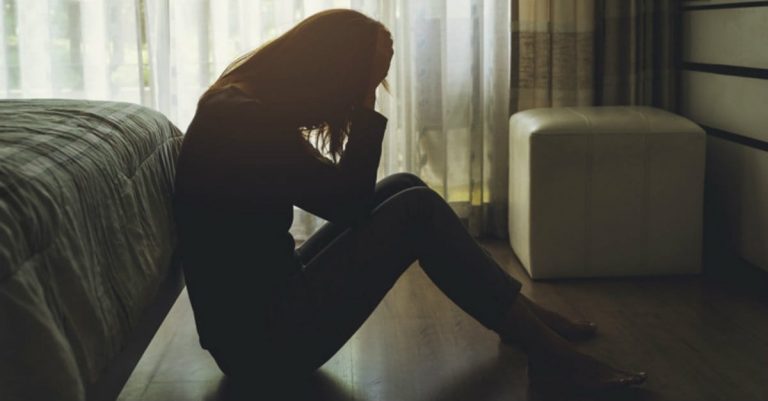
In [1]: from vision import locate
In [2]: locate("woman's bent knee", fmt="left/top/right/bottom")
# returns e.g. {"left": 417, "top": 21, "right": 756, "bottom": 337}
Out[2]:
{"left": 373, "top": 173, "right": 429, "bottom": 205}
{"left": 380, "top": 186, "right": 444, "bottom": 217}
{"left": 384, "top": 172, "right": 427, "bottom": 188}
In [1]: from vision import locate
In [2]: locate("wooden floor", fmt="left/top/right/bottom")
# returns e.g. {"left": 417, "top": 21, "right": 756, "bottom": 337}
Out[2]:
{"left": 118, "top": 240, "right": 768, "bottom": 401}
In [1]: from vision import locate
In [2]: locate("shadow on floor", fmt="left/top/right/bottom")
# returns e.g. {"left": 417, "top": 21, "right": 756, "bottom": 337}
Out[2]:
{"left": 387, "top": 344, "right": 655, "bottom": 401}
{"left": 212, "top": 370, "right": 362, "bottom": 401}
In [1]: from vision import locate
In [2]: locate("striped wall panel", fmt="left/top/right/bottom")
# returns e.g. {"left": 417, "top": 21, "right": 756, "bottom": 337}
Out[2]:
{"left": 681, "top": 0, "right": 768, "bottom": 270}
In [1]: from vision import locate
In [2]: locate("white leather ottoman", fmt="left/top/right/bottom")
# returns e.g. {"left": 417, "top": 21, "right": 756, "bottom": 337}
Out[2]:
{"left": 508, "top": 107, "right": 706, "bottom": 279}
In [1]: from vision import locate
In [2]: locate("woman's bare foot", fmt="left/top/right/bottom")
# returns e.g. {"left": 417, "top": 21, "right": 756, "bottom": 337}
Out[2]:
{"left": 518, "top": 295, "right": 598, "bottom": 341}
{"left": 499, "top": 296, "right": 646, "bottom": 392}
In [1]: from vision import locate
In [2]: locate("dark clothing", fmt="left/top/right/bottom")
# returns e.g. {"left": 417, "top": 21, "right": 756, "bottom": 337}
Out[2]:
{"left": 174, "top": 87, "right": 387, "bottom": 352}
{"left": 173, "top": 89, "right": 522, "bottom": 380}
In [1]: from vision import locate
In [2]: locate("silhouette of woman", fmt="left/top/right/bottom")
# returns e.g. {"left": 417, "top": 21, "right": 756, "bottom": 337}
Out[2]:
{"left": 173, "top": 9, "right": 646, "bottom": 392}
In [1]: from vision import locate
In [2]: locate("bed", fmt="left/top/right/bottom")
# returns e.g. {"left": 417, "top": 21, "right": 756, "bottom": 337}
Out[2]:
{"left": 0, "top": 99, "right": 183, "bottom": 401}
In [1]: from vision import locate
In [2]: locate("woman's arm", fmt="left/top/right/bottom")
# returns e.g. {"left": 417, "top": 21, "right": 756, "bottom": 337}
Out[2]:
{"left": 287, "top": 108, "right": 387, "bottom": 225}
{"left": 188, "top": 91, "right": 385, "bottom": 223}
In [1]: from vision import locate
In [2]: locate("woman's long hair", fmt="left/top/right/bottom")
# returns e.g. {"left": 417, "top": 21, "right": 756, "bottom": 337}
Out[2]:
{"left": 203, "top": 9, "right": 386, "bottom": 161}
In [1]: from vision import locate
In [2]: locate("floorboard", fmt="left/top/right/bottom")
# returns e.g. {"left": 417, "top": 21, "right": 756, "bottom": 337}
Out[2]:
{"left": 118, "top": 240, "right": 768, "bottom": 401}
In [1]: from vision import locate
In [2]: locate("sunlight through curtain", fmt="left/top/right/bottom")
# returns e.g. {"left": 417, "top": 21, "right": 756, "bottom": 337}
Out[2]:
{"left": 0, "top": 0, "right": 511, "bottom": 239}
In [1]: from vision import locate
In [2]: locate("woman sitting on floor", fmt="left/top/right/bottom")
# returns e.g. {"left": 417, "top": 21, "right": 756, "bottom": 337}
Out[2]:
{"left": 173, "top": 9, "right": 647, "bottom": 393}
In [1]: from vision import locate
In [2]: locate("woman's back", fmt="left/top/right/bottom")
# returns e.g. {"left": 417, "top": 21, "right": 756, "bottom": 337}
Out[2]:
{"left": 174, "top": 87, "right": 302, "bottom": 352}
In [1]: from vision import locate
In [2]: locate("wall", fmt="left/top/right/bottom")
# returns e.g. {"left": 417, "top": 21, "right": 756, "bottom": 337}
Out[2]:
{"left": 680, "top": 1, "right": 768, "bottom": 271}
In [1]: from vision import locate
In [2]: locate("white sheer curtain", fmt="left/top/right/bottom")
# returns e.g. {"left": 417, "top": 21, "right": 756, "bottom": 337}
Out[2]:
{"left": 1, "top": 0, "right": 511, "bottom": 238}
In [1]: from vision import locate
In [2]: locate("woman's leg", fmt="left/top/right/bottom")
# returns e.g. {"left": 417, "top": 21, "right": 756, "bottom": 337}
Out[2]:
{"left": 296, "top": 172, "right": 426, "bottom": 265}
{"left": 267, "top": 187, "right": 518, "bottom": 374}
{"left": 299, "top": 173, "right": 597, "bottom": 342}
{"left": 263, "top": 187, "right": 645, "bottom": 390}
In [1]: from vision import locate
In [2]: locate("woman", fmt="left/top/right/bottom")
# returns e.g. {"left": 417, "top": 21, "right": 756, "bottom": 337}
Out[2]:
{"left": 174, "top": 9, "right": 646, "bottom": 392}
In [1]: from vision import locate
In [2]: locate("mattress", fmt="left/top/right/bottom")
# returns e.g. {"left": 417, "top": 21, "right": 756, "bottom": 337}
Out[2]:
{"left": 0, "top": 100, "right": 182, "bottom": 401}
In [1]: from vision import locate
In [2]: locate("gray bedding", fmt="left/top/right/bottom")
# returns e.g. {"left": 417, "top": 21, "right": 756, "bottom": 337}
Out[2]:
{"left": 0, "top": 100, "right": 182, "bottom": 401}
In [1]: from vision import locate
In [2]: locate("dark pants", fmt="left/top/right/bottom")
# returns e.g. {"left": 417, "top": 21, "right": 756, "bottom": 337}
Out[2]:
{"left": 216, "top": 173, "right": 522, "bottom": 379}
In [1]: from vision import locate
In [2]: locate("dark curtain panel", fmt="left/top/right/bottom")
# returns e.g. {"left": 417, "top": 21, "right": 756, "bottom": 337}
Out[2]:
{"left": 594, "top": 0, "right": 679, "bottom": 111}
